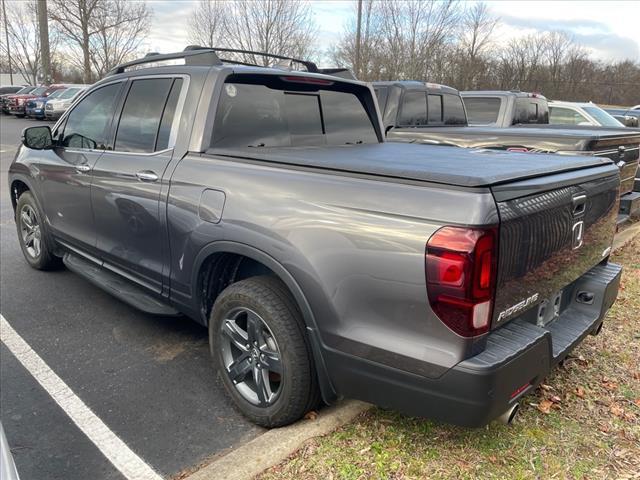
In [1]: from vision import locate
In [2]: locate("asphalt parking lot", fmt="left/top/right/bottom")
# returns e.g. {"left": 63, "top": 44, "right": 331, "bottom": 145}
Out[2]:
{"left": 1, "top": 116, "right": 263, "bottom": 478}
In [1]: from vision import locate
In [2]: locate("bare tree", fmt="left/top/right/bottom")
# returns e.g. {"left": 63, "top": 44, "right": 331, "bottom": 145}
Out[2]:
{"left": 89, "top": 0, "right": 151, "bottom": 77}
{"left": 187, "top": 0, "right": 317, "bottom": 66}
{"left": 48, "top": 0, "right": 151, "bottom": 83}
{"left": 188, "top": 0, "right": 228, "bottom": 48}
{"left": 0, "top": 0, "right": 44, "bottom": 84}
{"left": 457, "top": 2, "right": 498, "bottom": 89}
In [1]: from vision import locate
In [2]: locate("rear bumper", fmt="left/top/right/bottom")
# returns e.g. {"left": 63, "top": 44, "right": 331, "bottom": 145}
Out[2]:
{"left": 325, "top": 262, "right": 622, "bottom": 426}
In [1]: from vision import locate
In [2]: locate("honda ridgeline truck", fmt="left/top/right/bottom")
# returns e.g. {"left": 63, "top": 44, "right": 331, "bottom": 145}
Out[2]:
{"left": 10, "top": 48, "right": 623, "bottom": 428}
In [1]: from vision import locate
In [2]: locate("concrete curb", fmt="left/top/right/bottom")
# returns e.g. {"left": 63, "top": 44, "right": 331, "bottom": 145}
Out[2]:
{"left": 182, "top": 400, "right": 371, "bottom": 480}
{"left": 613, "top": 221, "right": 640, "bottom": 251}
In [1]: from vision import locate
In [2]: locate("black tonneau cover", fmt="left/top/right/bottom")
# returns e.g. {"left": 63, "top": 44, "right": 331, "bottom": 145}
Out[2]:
{"left": 207, "top": 143, "right": 613, "bottom": 188}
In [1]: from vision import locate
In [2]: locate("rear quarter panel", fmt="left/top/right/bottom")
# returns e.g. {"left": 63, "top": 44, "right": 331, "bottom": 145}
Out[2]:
{"left": 167, "top": 154, "right": 499, "bottom": 378}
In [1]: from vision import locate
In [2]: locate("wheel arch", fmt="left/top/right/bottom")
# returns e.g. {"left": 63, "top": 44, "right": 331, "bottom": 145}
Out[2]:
{"left": 191, "top": 240, "right": 338, "bottom": 403}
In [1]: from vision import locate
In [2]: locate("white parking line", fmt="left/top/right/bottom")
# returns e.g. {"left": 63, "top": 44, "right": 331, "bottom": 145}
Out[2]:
{"left": 0, "top": 314, "right": 163, "bottom": 480}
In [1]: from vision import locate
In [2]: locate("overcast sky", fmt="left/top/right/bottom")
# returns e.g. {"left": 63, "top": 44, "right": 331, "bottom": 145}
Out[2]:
{"left": 145, "top": 0, "right": 640, "bottom": 64}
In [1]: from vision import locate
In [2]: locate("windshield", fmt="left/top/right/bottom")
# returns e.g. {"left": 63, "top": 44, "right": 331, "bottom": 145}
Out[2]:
{"left": 583, "top": 106, "right": 624, "bottom": 127}
{"left": 30, "top": 86, "right": 47, "bottom": 96}
{"left": 47, "top": 89, "right": 65, "bottom": 100}
{"left": 59, "top": 88, "right": 82, "bottom": 99}
{"left": 212, "top": 75, "right": 378, "bottom": 148}
{"left": 17, "top": 86, "right": 34, "bottom": 94}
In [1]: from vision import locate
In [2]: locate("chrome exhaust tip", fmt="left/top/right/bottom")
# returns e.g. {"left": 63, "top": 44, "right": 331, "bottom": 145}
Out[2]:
{"left": 498, "top": 403, "right": 519, "bottom": 425}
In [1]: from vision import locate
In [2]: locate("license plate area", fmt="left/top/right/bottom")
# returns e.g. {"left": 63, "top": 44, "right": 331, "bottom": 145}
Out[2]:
{"left": 536, "top": 290, "right": 564, "bottom": 327}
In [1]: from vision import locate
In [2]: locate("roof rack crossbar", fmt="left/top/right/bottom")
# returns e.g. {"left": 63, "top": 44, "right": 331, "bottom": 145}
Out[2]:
{"left": 207, "top": 47, "right": 319, "bottom": 73}
{"left": 107, "top": 49, "right": 223, "bottom": 76}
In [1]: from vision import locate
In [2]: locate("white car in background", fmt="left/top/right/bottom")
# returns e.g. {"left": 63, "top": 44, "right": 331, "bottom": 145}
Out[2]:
{"left": 548, "top": 100, "right": 625, "bottom": 128}
{"left": 44, "top": 85, "right": 90, "bottom": 120}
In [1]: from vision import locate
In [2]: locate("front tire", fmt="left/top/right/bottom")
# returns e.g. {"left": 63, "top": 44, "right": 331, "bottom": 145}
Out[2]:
{"left": 15, "top": 191, "right": 62, "bottom": 270}
{"left": 210, "top": 276, "right": 320, "bottom": 427}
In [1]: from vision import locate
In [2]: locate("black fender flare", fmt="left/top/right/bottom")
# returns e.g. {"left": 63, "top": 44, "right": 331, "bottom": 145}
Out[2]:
{"left": 191, "top": 240, "right": 339, "bottom": 403}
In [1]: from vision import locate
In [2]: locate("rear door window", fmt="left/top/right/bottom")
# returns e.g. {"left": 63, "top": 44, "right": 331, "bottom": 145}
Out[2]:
{"left": 211, "top": 77, "right": 378, "bottom": 148}
{"left": 442, "top": 94, "right": 466, "bottom": 125}
{"left": 428, "top": 94, "right": 443, "bottom": 123}
{"left": 463, "top": 97, "right": 501, "bottom": 125}
{"left": 114, "top": 78, "right": 175, "bottom": 153}
{"left": 399, "top": 91, "right": 427, "bottom": 126}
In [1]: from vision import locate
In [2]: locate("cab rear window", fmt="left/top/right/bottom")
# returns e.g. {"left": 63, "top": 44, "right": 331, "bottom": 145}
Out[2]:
{"left": 211, "top": 75, "right": 378, "bottom": 148}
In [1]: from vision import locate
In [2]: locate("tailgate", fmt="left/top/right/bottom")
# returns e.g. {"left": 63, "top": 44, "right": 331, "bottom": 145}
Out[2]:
{"left": 590, "top": 135, "right": 640, "bottom": 195}
{"left": 490, "top": 166, "right": 620, "bottom": 327}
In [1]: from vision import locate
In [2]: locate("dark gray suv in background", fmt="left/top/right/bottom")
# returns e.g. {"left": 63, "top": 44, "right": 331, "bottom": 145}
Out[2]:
{"left": 9, "top": 47, "right": 623, "bottom": 428}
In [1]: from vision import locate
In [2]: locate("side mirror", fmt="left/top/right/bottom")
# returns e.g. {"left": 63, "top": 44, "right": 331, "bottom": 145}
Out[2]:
{"left": 22, "top": 126, "right": 54, "bottom": 150}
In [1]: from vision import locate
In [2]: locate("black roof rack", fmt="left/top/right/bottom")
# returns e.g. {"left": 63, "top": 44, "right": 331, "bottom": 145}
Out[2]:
{"left": 107, "top": 46, "right": 355, "bottom": 80}
{"left": 107, "top": 49, "right": 223, "bottom": 76}
{"left": 204, "top": 46, "right": 319, "bottom": 73}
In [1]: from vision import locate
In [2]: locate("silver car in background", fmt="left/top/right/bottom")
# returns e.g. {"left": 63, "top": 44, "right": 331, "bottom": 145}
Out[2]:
{"left": 44, "top": 85, "right": 90, "bottom": 120}
{"left": 549, "top": 100, "right": 625, "bottom": 128}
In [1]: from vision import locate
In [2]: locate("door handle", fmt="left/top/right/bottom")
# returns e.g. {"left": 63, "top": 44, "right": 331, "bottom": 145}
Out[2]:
{"left": 136, "top": 170, "right": 159, "bottom": 182}
{"left": 76, "top": 163, "right": 92, "bottom": 173}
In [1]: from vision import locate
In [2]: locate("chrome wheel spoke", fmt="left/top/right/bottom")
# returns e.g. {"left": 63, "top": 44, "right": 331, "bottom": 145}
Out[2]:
{"left": 260, "top": 350, "right": 282, "bottom": 374}
{"left": 246, "top": 311, "right": 264, "bottom": 346}
{"left": 21, "top": 210, "right": 33, "bottom": 229}
{"left": 222, "top": 319, "right": 249, "bottom": 351}
{"left": 253, "top": 366, "right": 271, "bottom": 405}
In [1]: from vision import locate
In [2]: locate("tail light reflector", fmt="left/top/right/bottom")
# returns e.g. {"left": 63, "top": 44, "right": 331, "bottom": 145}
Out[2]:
{"left": 426, "top": 226, "right": 498, "bottom": 337}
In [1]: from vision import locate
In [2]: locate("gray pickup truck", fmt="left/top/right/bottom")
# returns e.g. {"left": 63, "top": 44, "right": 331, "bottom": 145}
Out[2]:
{"left": 374, "top": 83, "right": 640, "bottom": 222}
{"left": 10, "top": 48, "right": 623, "bottom": 428}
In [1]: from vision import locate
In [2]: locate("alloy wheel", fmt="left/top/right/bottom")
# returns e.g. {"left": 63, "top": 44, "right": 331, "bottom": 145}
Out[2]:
{"left": 219, "top": 307, "right": 283, "bottom": 407}
{"left": 19, "top": 204, "right": 42, "bottom": 259}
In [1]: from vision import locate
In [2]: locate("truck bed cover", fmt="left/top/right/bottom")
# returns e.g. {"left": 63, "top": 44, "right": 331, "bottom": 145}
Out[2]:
{"left": 208, "top": 143, "right": 614, "bottom": 188}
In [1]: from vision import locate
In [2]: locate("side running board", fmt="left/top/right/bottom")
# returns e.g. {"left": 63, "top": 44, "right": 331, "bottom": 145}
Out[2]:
{"left": 63, "top": 253, "right": 180, "bottom": 316}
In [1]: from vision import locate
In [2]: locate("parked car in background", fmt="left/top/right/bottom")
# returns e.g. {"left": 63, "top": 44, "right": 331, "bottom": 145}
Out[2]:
{"left": 25, "top": 88, "right": 67, "bottom": 120}
{"left": 602, "top": 107, "right": 640, "bottom": 127}
{"left": 44, "top": 85, "right": 90, "bottom": 120}
{"left": 6, "top": 85, "right": 67, "bottom": 118}
{"left": 1, "top": 86, "right": 35, "bottom": 114}
{"left": 10, "top": 47, "right": 624, "bottom": 429}
{"left": 549, "top": 101, "right": 625, "bottom": 128}
{"left": 372, "top": 82, "right": 640, "bottom": 223}
{"left": 0, "top": 85, "right": 25, "bottom": 95}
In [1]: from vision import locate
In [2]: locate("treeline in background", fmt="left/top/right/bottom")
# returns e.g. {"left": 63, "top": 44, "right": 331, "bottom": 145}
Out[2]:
{"left": 2, "top": 0, "right": 638, "bottom": 106}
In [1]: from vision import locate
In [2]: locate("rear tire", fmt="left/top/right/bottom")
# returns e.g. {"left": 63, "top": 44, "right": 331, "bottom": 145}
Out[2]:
{"left": 15, "top": 191, "right": 62, "bottom": 270}
{"left": 209, "top": 275, "right": 320, "bottom": 428}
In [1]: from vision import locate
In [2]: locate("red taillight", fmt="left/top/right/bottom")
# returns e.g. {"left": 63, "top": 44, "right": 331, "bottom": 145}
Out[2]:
{"left": 426, "top": 226, "right": 498, "bottom": 337}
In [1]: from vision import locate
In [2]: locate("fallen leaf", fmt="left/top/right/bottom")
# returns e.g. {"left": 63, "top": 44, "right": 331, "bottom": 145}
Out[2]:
{"left": 634, "top": 399, "right": 640, "bottom": 408}
{"left": 540, "top": 384, "right": 553, "bottom": 391}
{"left": 610, "top": 404, "right": 624, "bottom": 417}
{"left": 358, "top": 446, "right": 371, "bottom": 455}
{"left": 304, "top": 410, "right": 318, "bottom": 421}
{"left": 575, "top": 387, "right": 585, "bottom": 398}
{"left": 538, "top": 399, "right": 553, "bottom": 414}
{"left": 602, "top": 380, "right": 618, "bottom": 392}
{"left": 550, "top": 395, "right": 562, "bottom": 404}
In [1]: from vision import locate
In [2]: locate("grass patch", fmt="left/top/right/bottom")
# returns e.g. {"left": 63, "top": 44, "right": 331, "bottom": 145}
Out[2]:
{"left": 260, "top": 235, "right": 640, "bottom": 480}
